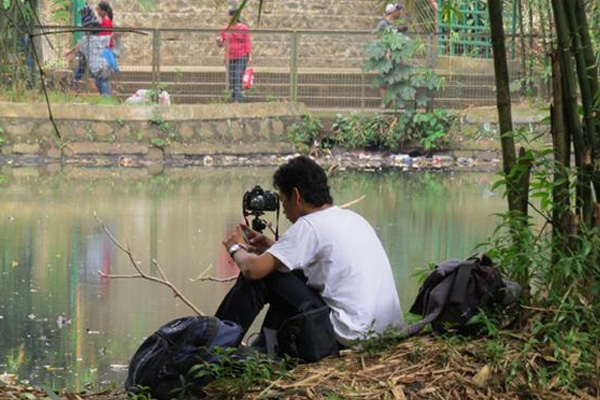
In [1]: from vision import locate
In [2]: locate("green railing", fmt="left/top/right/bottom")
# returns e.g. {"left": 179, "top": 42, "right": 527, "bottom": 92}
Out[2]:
{"left": 437, "top": 0, "right": 493, "bottom": 58}
{"left": 72, "top": 0, "right": 86, "bottom": 43}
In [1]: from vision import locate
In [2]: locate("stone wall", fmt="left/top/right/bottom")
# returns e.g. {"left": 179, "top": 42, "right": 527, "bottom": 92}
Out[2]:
{"left": 99, "top": 0, "right": 380, "bottom": 69}
{"left": 110, "top": 0, "right": 379, "bottom": 31}
{"left": 0, "top": 102, "right": 306, "bottom": 168}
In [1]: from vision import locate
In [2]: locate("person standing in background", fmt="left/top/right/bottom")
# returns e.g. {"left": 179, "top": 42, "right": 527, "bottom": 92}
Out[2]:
{"left": 72, "top": 5, "right": 99, "bottom": 91}
{"left": 375, "top": 2, "right": 407, "bottom": 34}
{"left": 217, "top": 8, "right": 252, "bottom": 103}
{"left": 374, "top": 2, "right": 408, "bottom": 107}
{"left": 65, "top": 22, "right": 112, "bottom": 96}
{"left": 96, "top": 1, "right": 114, "bottom": 47}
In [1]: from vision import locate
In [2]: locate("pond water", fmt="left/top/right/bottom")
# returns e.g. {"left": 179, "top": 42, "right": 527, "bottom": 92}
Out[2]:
{"left": 0, "top": 168, "right": 505, "bottom": 391}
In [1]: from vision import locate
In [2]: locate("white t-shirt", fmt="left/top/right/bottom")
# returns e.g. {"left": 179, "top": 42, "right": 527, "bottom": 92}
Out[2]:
{"left": 267, "top": 206, "right": 404, "bottom": 345}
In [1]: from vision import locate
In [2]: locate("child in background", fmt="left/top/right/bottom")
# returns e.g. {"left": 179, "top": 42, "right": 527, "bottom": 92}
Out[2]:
{"left": 65, "top": 22, "right": 112, "bottom": 96}
{"left": 72, "top": 5, "right": 99, "bottom": 91}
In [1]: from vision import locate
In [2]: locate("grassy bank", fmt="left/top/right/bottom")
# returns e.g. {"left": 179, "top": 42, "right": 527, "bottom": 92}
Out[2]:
{"left": 2, "top": 329, "right": 596, "bottom": 400}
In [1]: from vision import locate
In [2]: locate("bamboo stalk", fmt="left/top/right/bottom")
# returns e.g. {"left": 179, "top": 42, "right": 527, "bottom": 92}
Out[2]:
{"left": 573, "top": 0, "right": 600, "bottom": 198}
{"left": 550, "top": 50, "right": 572, "bottom": 262}
{"left": 552, "top": 0, "right": 587, "bottom": 224}
{"left": 488, "top": 0, "right": 517, "bottom": 188}
{"left": 538, "top": 0, "right": 551, "bottom": 96}
{"left": 518, "top": 0, "right": 528, "bottom": 92}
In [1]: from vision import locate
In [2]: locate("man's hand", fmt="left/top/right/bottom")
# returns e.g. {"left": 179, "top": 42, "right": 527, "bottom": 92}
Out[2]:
{"left": 221, "top": 224, "right": 281, "bottom": 281}
{"left": 242, "top": 224, "right": 274, "bottom": 254}
{"left": 222, "top": 225, "right": 246, "bottom": 251}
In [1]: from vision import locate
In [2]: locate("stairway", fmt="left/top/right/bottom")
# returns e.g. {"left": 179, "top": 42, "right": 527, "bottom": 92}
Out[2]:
{"left": 113, "top": 56, "right": 516, "bottom": 110}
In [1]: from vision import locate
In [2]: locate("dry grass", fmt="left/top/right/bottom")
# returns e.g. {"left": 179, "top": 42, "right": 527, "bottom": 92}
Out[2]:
{"left": 1, "top": 334, "right": 597, "bottom": 400}
{"left": 203, "top": 334, "right": 596, "bottom": 400}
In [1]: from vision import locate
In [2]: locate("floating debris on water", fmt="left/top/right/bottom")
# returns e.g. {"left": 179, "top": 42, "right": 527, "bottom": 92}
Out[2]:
{"left": 56, "top": 315, "right": 72, "bottom": 328}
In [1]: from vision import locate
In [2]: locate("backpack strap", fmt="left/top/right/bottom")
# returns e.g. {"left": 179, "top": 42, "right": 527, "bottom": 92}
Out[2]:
{"left": 448, "top": 260, "right": 476, "bottom": 317}
{"left": 200, "top": 317, "right": 221, "bottom": 347}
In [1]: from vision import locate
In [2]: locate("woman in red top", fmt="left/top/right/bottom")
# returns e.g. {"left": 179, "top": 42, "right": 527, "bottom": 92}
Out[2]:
{"left": 217, "top": 8, "right": 252, "bottom": 102}
{"left": 96, "top": 2, "right": 115, "bottom": 49}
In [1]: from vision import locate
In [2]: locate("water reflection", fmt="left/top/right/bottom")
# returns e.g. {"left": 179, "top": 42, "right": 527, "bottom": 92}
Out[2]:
{"left": 0, "top": 168, "right": 504, "bottom": 390}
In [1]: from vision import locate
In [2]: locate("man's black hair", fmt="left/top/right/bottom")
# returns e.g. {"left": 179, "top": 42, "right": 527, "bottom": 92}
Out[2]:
{"left": 273, "top": 156, "right": 333, "bottom": 207}
{"left": 85, "top": 21, "right": 102, "bottom": 35}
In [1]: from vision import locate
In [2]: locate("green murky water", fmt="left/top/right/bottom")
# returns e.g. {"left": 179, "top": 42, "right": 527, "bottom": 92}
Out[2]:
{"left": 0, "top": 168, "right": 504, "bottom": 390}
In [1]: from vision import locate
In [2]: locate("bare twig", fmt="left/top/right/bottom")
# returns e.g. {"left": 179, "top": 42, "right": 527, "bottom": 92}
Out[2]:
{"left": 339, "top": 195, "right": 367, "bottom": 209}
{"left": 30, "top": 27, "right": 149, "bottom": 38}
{"left": 94, "top": 212, "right": 205, "bottom": 316}
{"left": 326, "top": 161, "right": 339, "bottom": 177}
{"left": 196, "top": 276, "right": 238, "bottom": 283}
{"left": 190, "top": 263, "right": 238, "bottom": 283}
{"left": 13, "top": 0, "right": 61, "bottom": 139}
{"left": 152, "top": 258, "right": 168, "bottom": 281}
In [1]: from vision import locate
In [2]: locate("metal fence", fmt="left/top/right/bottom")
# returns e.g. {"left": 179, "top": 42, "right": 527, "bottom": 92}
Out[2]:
{"left": 36, "top": 26, "right": 546, "bottom": 110}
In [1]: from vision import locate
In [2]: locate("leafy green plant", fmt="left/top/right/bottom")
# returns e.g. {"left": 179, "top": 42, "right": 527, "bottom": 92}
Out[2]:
{"left": 180, "top": 348, "right": 288, "bottom": 398}
{"left": 477, "top": 137, "right": 600, "bottom": 391}
{"left": 49, "top": 0, "right": 71, "bottom": 23}
{"left": 127, "top": 386, "right": 157, "bottom": 400}
{"left": 287, "top": 114, "right": 324, "bottom": 151}
{"left": 0, "top": 125, "right": 5, "bottom": 146}
{"left": 149, "top": 138, "right": 169, "bottom": 149}
{"left": 351, "top": 325, "right": 409, "bottom": 355}
{"left": 410, "top": 110, "right": 456, "bottom": 150}
{"left": 148, "top": 83, "right": 169, "bottom": 104}
{"left": 149, "top": 110, "right": 170, "bottom": 133}
{"left": 331, "top": 110, "right": 455, "bottom": 152}
{"left": 364, "top": 31, "right": 442, "bottom": 109}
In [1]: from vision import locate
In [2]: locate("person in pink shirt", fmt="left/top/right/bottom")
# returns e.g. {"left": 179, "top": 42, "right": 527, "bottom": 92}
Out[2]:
{"left": 217, "top": 8, "right": 252, "bottom": 102}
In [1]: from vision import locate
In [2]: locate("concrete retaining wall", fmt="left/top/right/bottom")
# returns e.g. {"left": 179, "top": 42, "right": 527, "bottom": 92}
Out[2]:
{"left": 0, "top": 102, "right": 305, "bottom": 166}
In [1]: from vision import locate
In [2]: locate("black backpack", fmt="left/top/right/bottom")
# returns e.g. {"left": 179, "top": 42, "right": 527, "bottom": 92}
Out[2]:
{"left": 125, "top": 316, "right": 244, "bottom": 400}
{"left": 407, "top": 255, "right": 513, "bottom": 335}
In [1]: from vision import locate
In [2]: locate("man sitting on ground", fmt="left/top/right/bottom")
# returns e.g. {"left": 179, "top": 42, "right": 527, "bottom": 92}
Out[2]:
{"left": 216, "top": 156, "right": 404, "bottom": 355}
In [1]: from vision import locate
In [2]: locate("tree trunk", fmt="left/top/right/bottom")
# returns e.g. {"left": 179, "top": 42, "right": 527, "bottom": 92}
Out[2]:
{"left": 550, "top": 50, "right": 572, "bottom": 263}
{"left": 552, "top": 0, "right": 589, "bottom": 225}
{"left": 488, "top": 0, "right": 517, "bottom": 203}
{"left": 488, "top": 0, "right": 531, "bottom": 290}
{"left": 573, "top": 0, "right": 600, "bottom": 199}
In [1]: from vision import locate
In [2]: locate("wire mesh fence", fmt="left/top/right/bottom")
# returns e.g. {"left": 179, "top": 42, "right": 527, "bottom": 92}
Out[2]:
{"left": 31, "top": 26, "right": 547, "bottom": 110}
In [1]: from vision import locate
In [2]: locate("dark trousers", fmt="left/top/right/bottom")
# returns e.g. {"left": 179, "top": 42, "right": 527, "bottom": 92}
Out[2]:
{"left": 215, "top": 270, "right": 327, "bottom": 335}
{"left": 72, "top": 52, "right": 87, "bottom": 89}
{"left": 228, "top": 56, "right": 248, "bottom": 102}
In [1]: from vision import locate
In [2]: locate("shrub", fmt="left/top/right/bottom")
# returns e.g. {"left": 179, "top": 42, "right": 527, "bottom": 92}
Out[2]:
{"left": 332, "top": 111, "right": 456, "bottom": 152}
{"left": 364, "top": 31, "right": 443, "bottom": 109}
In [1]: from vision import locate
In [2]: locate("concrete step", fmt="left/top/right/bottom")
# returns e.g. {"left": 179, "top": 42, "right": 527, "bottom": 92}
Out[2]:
{"left": 114, "top": 92, "right": 496, "bottom": 109}
{"left": 117, "top": 68, "right": 499, "bottom": 86}
{"left": 116, "top": 79, "right": 497, "bottom": 100}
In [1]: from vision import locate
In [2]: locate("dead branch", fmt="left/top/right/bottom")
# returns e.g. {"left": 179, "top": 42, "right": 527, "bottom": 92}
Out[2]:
{"left": 339, "top": 195, "right": 367, "bottom": 209}
{"left": 13, "top": 0, "right": 61, "bottom": 139}
{"left": 94, "top": 212, "right": 205, "bottom": 316}
{"left": 190, "top": 264, "right": 238, "bottom": 283}
{"left": 326, "top": 160, "right": 339, "bottom": 177}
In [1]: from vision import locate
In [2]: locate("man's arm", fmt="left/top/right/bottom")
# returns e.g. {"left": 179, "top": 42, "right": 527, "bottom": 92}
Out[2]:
{"left": 231, "top": 249, "right": 282, "bottom": 280}
{"left": 65, "top": 42, "right": 81, "bottom": 58}
{"left": 223, "top": 225, "right": 282, "bottom": 280}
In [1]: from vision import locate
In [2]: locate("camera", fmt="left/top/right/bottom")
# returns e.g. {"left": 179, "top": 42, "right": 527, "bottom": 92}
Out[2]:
{"left": 242, "top": 185, "right": 280, "bottom": 236}
{"left": 243, "top": 185, "right": 279, "bottom": 214}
